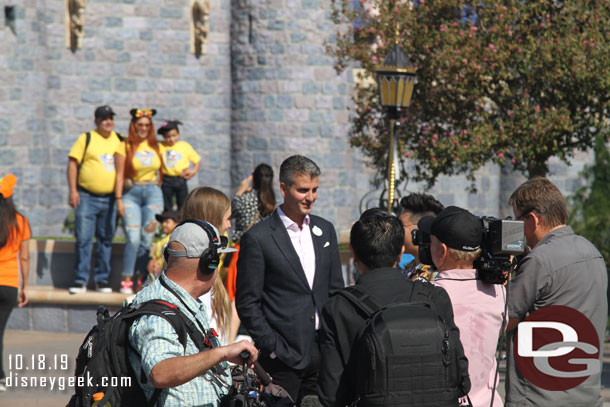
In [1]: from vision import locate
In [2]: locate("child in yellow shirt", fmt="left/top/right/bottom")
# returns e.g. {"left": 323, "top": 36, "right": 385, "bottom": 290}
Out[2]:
{"left": 146, "top": 210, "right": 179, "bottom": 281}
{"left": 157, "top": 121, "right": 201, "bottom": 211}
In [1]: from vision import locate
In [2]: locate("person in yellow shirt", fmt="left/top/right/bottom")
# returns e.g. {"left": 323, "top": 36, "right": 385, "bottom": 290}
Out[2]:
{"left": 66, "top": 105, "right": 123, "bottom": 294}
{"left": 147, "top": 209, "right": 179, "bottom": 281}
{"left": 157, "top": 120, "right": 201, "bottom": 211}
{"left": 114, "top": 108, "right": 164, "bottom": 294}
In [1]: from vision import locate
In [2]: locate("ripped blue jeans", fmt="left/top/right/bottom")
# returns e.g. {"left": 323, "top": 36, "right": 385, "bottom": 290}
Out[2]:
{"left": 121, "top": 184, "right": 163, "bottom": 278}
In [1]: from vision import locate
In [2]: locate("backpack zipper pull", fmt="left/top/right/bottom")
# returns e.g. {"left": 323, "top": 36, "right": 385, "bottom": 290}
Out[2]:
{"left": 86, "top": 336, "right": 93, "bottom": 358}
{"left": 442, "top": 332, "right": 450, "bottom": 366}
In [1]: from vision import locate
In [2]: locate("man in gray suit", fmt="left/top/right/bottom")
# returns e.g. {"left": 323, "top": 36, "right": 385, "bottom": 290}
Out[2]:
{"left": 236, "top": 155, "right": 344, "bottom": 405}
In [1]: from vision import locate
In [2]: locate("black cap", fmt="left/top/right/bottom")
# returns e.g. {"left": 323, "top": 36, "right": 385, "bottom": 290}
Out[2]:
{"left": 418, "top": 206, "right": 482, "bottom": 252}
{"left": 94, "top": 105, "right": 116, "bottom": 119}
{"left": 157, "top": 120, "right": 183, "bottom": 135}
{"left": 155, "top": 210, "right": 180, "bottom": 223}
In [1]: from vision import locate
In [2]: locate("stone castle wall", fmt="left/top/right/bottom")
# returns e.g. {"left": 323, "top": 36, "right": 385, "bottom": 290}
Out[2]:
{"left": 0, "top": 0, "right": 591, "bottom": 237}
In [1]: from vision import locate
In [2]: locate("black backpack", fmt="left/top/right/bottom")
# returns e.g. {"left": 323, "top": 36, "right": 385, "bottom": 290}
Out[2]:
{"left": 338, "top": 281, "right": 468, "bottom": 407}
{"left": 67, "top": 299, "right": 212, "bottom": 407}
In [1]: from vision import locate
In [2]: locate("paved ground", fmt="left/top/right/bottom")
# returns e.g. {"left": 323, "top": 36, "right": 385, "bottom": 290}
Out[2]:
{"left": 2, "top": 329, "right": 610, "bottom": 406}
{"left": 1, "top": 330, "right": 83, "bottom": 406}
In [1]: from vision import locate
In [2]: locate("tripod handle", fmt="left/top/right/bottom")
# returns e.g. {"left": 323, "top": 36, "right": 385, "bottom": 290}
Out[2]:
{"left": 239, "top": 350, "right": 272, "bottom": 386}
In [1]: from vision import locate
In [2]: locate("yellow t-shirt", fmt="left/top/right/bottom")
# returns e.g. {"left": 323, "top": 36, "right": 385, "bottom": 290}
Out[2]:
{"left": 118, "top": 141, "right": 162, "bottom": 182}
{"left": 68, "top": 131, "right": 123, "bottom": 194}
{"left": 152, "top": 234, "right": 171, "bottom": 269}
{"left": 160, "top": 141, "right": 201, "bottom": 176}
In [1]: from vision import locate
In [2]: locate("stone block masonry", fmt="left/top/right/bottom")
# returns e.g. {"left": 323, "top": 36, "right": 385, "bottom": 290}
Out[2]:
{"left": 0, "top": 0, "right": 593, "bottom": 238}
{"left": 1, "top": 0, "right": 231, "bottom": 236}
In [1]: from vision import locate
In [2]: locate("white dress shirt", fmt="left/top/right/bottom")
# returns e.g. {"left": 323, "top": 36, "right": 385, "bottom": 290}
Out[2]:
{"left": 277, "top": 205, "right": 319, "bottom": 328}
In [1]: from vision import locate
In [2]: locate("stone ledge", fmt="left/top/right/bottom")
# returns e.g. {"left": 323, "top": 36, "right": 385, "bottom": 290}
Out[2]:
{"left": 28, "top": 286, "right": 130, "bottom": 307}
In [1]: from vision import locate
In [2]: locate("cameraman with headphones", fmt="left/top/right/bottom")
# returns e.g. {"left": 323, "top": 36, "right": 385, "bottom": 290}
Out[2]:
{"left": 128, "top": 220, "right": 258, "bottom": 406}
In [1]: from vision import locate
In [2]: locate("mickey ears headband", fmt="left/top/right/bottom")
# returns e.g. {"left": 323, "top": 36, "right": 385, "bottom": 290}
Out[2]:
{"left": 157, "top": 120, "right": 184, "bottom": 135}
{"left": 0, "top": 174, "right": 17, "bottom": 199}
{"left": 130, "top": 108, "right": 157, "bottom": 119}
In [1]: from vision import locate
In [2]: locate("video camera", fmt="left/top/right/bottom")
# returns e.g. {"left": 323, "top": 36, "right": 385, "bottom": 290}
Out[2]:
{"left": 412, "top": 217, "right": 526, "bottom": 284}
{"left": 474, "top": 217, "right": 525, "bottom": 284}
{"left": 221, "top": 351, "right": 294, "bottom": 407}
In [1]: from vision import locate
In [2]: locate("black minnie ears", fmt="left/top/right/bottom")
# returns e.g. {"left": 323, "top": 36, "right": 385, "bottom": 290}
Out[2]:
{"left": 157, "top": 120, "right": 183, "bottom": 135}
{"left": 130, "top": 108, "right": 157, "bottom": 119}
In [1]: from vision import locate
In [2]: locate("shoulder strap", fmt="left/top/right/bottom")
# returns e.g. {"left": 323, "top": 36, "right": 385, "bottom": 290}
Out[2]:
{"left": 79, "top": 132, "right": 91, "bottom": 168}
{"left": 130, "top": 300, "right": 208, "bottom": 352}
{"left": 124, "top": 301, "right": 211, "bottom": 407}
{"left": 82, "top": 132, "right": 123, "bottom": 163}
{"left": 409, "top": 279, "right": 434, "bottom": 304}
{"left": 335, "top": 286, "right": 382, "bottom": 318}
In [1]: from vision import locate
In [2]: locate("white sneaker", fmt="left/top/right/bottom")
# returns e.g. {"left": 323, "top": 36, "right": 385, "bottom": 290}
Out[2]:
{"left": 96, "top": 282, "right": 113, "bottom": 294}
{"left": 0, "top": 377, "right": 7, "bottom": 391}
{"left": 68, "top": 284, "right": 87, "bottom": 294}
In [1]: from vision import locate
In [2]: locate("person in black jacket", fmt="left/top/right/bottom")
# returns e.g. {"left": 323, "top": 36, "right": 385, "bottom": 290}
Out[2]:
{"left": 317, "top": 208, "right": 470, "bottom": 407}
{"left": 236, "top": 155, "right": 344, "bottom": 405}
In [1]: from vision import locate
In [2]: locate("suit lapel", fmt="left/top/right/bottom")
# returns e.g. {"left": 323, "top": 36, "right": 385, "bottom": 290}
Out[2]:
{"left": 269, "top": 211, "right": 310, "bottom": 290}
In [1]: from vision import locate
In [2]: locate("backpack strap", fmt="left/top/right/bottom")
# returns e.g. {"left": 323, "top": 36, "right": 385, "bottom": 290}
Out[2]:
{"left": 81, "top": 132, "right": 123, "bottom": 164}
{"left": 77, "top": 132, "right": 92, "bottom": 179}
{"left": 79, "top": 132, "right": 123, "bottom": 172}
{"left": 338, "top": 280, "right": 434, "bottom": 319}
{"left": 408, "top": 279, "right": 434, "bottom": 304}
{"left": 158, "top": 276, "right": 211, "bottom": 342}
{"left": 130, "top": 300, "right": 210, "bottom": 352}
{"left": 125, "top": 300, "right": 212, "bottom": 407}
{"left": 335, "top": 286, "right": 382, "bottom": 318}
{"left": 82, "top": 132, "right": 91, "bottom": 164}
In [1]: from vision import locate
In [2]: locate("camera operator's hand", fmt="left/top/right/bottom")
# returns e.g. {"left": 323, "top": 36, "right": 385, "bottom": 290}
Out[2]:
{"left": 224, "top": 340, "right": 258, "bottom": 367}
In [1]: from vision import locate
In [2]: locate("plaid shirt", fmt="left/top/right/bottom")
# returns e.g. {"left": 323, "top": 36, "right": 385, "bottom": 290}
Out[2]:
{"left": 128, "top": 273, "right": 231, "bottom": 407}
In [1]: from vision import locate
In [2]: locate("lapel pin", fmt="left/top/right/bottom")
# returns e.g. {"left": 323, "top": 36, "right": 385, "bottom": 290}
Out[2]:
{"left": 324, "top": 241, "right": 330, "bottom": 248}
{"left": 312, "top": 225, "right": 323, "bottom": 236}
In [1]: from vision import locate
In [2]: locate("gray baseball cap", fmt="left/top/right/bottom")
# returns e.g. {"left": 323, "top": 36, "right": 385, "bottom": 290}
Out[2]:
{"left": 167, "top": 221, "right": 236, "bottom": 258}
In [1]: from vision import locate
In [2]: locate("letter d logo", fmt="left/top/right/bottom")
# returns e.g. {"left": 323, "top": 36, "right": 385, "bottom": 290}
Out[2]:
{"left": 513, "top": 305, "right": 600, "bottom": 391}
{"left": 518, "top": 321, "right": 577, "bottom": 357}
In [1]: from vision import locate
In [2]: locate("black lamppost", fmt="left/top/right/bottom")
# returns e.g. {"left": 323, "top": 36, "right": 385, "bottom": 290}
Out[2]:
{"left": 375, "top": 44, "right": 416, "bottom": 213}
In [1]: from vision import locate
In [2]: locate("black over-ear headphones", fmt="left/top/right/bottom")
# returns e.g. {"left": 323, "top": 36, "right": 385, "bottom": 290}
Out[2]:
{"left": 164, "top": 219, "right": 227, "bottom": 275}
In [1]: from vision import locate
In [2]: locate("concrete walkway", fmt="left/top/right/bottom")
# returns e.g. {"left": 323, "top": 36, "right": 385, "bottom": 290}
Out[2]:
{"left": 1, "top": 330, "right": 84, "bottom": 406}
{"left": 2, "top": 329, "right": 610, "bottom": 407}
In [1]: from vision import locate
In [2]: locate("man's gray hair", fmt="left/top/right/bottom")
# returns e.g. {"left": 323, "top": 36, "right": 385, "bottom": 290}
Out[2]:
{"left": 279, "top": 155, "right": 321, "bottom": 186}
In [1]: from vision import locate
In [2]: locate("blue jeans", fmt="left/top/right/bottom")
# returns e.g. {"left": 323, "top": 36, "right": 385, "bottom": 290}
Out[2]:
{"left": 122, "top": 184, "right": 163, "bottom": 278}
{"left": 73, "top": 189, "right": 117, "bottom": 285}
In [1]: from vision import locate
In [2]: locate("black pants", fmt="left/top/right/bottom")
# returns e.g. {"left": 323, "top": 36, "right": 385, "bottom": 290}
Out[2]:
{"left": 161, "top": 176, "right": 188, "bottom": 212}
{"left": 258, "top": 332, "right": 320, "bottom": 406}
{"left": 0, "top": 286, "right": 18, "bottom": 379}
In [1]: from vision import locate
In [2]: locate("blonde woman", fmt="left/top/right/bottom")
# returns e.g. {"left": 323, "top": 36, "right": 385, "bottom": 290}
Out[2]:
{"left": 180, "top": 187, "right": 239, "bottom": 344}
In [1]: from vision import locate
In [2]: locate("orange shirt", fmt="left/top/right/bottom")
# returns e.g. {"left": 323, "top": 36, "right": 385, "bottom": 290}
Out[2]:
{"left": 0, "top": 214, "right": 31, "bottom": 288}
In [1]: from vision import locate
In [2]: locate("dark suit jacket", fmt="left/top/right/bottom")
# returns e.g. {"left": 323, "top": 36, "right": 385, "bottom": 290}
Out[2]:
{"left": 235, "top": 210, "right": 344, "bottom": 369}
